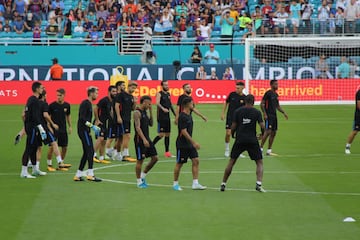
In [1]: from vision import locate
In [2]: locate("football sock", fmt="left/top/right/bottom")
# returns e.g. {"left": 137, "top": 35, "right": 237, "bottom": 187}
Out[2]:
{"left": 221, "top": 182, "right": 226, "bottom": 185}
{"left": 225, "top": 142, "right": 229, "bottom": 150}
{"left": 152, "top": 136, "right": 161, "bottom": 145}
{"left": 35, "top": 161, "right": 40, "bottom": 171}
{"left": 22, "top": 166, "right": 28, "bottom": 175}
{"left": 47, "top": 160, "right": 52, "bottom": 166}
{"left": 123, "top": 148, "right": 129, "bottom": 156}
{"left": 346, "top": 143, "right": 351, "bottom": 148}
{"left": 137, "top": 178, "right": 142, "bottom": 185}
{"left": 76, "top": 170, "right": 82, "bottom": 178}
{"left": 266, "top": 149, "right": 272, "bottom": 154}
{"left": 106, "top": 148, "right": 112, "bottom": 155}
{"left": 193, "top": 179, "right": 199, "bottom": 185}
{"left": 56, "top": 155, "right": 62, "bottom": 164}
{"left": 141, "top": 172, "right": 147, "bottom": 179}
{"left": 99, "top": 155, "right": 104, "bottom": 160}
{"left": 165, "top": 136, "right": 170, "bottom": 152}
{"left": 173, "top": 181, "right": 179, "bottom": 186}
{"left": 256, "top": 181, "right": 262, "bottom": 186}
{"left": 93, "top": 153, "right": 97, "bottom": 158}
{"left": 88, "top": 169, "right": 94, "bottom": 176}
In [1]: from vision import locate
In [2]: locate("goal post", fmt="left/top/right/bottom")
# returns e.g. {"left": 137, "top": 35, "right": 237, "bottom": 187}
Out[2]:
{"left": 244, "top": 37, "right": 360, "bottom": 104}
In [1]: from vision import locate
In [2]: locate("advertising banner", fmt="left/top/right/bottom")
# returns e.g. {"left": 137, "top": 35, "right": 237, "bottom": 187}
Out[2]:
{"left": 0, "top": 79, "right": 359, "bottom": 105}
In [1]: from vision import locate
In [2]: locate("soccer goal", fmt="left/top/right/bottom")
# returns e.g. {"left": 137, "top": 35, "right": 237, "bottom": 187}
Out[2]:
{"left": 244, "top": 37, "right": 360, "bottom": 104}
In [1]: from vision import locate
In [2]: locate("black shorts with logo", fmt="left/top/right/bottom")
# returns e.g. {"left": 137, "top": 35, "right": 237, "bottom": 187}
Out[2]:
{"left": 176, "top": 147, "right": 198, "bottom": 164}
{"left": 158, "top": 119, "right": 171, "bottom": 133}
{"left": 265, "top": 115, "right": 278, "bottom": 131}
{"left": 134, "top": 139, "right": 157, "bottom": 160}
{"left": 230, "top": 141, "right": 263, "bottom": 161}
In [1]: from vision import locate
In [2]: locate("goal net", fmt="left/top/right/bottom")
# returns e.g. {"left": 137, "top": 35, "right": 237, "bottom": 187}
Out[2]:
{"left": 244, "top": 37, "right": 360, "bottom": 104}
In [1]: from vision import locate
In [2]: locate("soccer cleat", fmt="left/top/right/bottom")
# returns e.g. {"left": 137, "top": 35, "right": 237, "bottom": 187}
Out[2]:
{"left": 164, "top": 152, "right": 173, "bottom": 158}
{"left": 56, "top": 166, "right": 69, "bottom": 171}
{"left": 73, "top": 176, "right": 85, "bottom": 181}
{"left": 100, "top": 159, "right": 111, "bottom": 164}
{"left": 192, "top": 183, "right": 207, "bottom": 190}
{"left": 220, "top": 183, "right": 226, "bottom": 192}
{"left": 224, "top": 149, "right": 230, "bottom": 158}
{"left": 141, "top": 178, "right": 148, "bottom": 187}
{"left": 266, "top": 152, "right": 278, "bottom": 156}
{"left": 122, "top": 156, "right": 137, "bottom": 162}
{"left": 239, "top": 154, "right": 246, "bottom": 158}
{"left": 137, "top": 181, "right": 148, "bottom": 189}
{"left": 87, "top": 176, "right": 102, "bottom": 182}
{"left": 14, "top": 134, "right": 21, "bottom": 145}
{"left": 61, "top": 163, "right": 72, "bottom": 168}
{"left": 32, "top": 170, "right": 47, "bottom": 176}
{"left": 345, "top": 148, "right": 351, "bottom": 154}
{"left": 20, "top": 173, "right": 36, "bottom": 179}
{"left": 114, "top": 152, "right": 123, "bottom": 161}
{"left": 173, "top": 184, "right": 183, "bottom": 191}
{"left": 256, "top": 184, "right": 266, "bottom": 193}
{"left": 93, "top": 157, "right": 101, "bottom": 163}
{"left": 47, "top": 165, "right": 57, "bottom": 172}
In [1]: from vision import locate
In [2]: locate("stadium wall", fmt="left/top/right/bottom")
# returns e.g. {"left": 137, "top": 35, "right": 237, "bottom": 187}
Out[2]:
{"left": 1, "top": 80, "right": 358, "bottom": 105}
{"left": 0, "top": 45, "right": 245, "bottom": 66}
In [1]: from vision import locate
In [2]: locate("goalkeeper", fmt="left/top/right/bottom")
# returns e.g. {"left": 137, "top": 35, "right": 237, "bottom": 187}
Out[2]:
{"left": 20, "top": 82, "right": 47, "bottom": 179}
{"left": 73, "top": 87, "right": 102, "bottom": 182}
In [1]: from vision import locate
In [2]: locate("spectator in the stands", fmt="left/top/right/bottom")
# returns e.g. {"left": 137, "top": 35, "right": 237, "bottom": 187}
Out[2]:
{"left": 301, "top": 0, "right": 313, "bottom": 34}
{"left": 103, "top": 20, "right": 114, "bottom": 42}
{"left": 229, "top": 4, "right": 239, "bottom": 25}
{"left": 87, "top": 10, "right": 97, "bottom": 23}
{"left": 349, "top": 59, "right": 357, "bottom": 78}
{"left": 87, "top": 0, "right": 97, "bottom": 14}
{"left": 173, "top": 26, "right": 182, "bottom": 42}
{"left": 337, "top": 56, "right": 350, "bottom": 78}
{"left": 154, "top": 8, "right": 173, "bottom": 36}
{"left": 32, "top": 21, "right": 41, "bottom": 43}
{"left": 123, "top": 0, "right": 138, "bottom": 14}
{"left": 315, "top": 54, "right": 330, "bottom": 79}
{"left": 222, "top": 67, "right": 233, "bottom": 80}
{"left": 63, "top": 13, "right": 72, "bottom": 38}
{"left": 318, "top": 0, "right": 330, "bottom": 35}
{"left": 238, "top": 10, "right": 252, "bottom": 31}
{"left": 83, "top": 16, "right": 93, "bottom": 32}
{"left": 97, "top": 5, "right": 109, "bottom": 21}
{"left": 13, "top": 0, "right": 27, "bottom": 17}
{"left": 335, "top": 7, "right": 345, "bottom": 35}
{"left": 344, "top": 0, "right": 360, "bottom": 35}
{"left": 28, "top": 0, "right": 42, "bottom": 21}
{"left": 88, "top": 25, "right": 100, "bottom": 43}
{"left": 261, "top": 0, "right": 274, "bottom": 34}
{"left": 4, "top": 19, "right": 11, "bottom": 32}
{"left": 201, "top": 8, "right": 213, "bottom": 27}
{"left": 175, "top": 1, "right": 188, "bottom": 22}
{"left": 197, "top": 18, "right": 211, "bottom": 41}
{"left": 220, "top": 10, "right": 234, "bottom": 42}
{"left": 273, "top": 5, "right": 289, "bottom": 36}
{"left": 191, "top": 46, "right": 202, "bottom": 63}
{"left": 74, "top": 20, "right": 84, "bottom": 33}
{"left": 51, "top": 0, "right": 64, "bottom": 11}
{"left": 177, "top": 15, "right": 187, "bottom": 38}
{"left": 213, "top": 9, "right": 222, "bottom": 31}
{"left": 3, "top": 6, "right": 13, "bottom": 21}
{"left": 75, "top": 8, "right": 83, "bottom": 21}
{"left": 252, "top": 6, "right": 263, "bottom": 34}
{"left": 24, "top": 12, "right": 35, "bottom": 32}
{"left": 196, "top": 65, "right": 207, "bottom": 80}
{"left": 107, "top": 9, "right": 118, "bottom": 29}
{"left": 204, "top": 43, "right": 220, "bottom": 64}
{"left": 335, "top": 0, "right": 346, "bottom": 11}
{"left": 13, "top": 15, "right": 25, "bottom": 34}
{"left": 241, "top": 22, "right": 255, "bottom": 42}
{"left": 42, "top": 0, "right": 50, "bottom": 20}
{"left": 290, "top": 0, "right": 301, "bottom": 35}
{"left": 210, "top": 69, "right": 219, "bottom": 80}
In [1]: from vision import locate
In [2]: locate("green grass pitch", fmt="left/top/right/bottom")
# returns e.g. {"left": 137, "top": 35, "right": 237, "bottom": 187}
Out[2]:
{"left": 1, "top": 104, "right": 360, "bottom": 240}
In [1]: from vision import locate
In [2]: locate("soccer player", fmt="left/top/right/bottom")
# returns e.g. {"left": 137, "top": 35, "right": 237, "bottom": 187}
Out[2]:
{"left": 114, "top": 81, "right": 138, "bottom": 162}
{"left": 93, "top": 85, "right": 117, "bottom": 163}
{"left": 134, "top": 96, "right": 159, "bottom": 188}
{"left": 73, "top": 86, "right": 102, "bottom": 182}
{"left": 152, "top": 80, "right": 176, "bottom": 157}
{"left": 38, "top": 90, "right": 69, "bottom": 173}
{"left": 47, "top": 88, "right": 72, "bottom": 171}
{"left": 20, "top": 82, "right": 47, "bottom": 178}
{"left": 106, "top": 81, "right": 126, "bottom": 160}
{"left": 260, "top": 80, "right": 288, "bottom": 156}
{"left": 175, "top": 83, "right": 207, "bottom": 125}
{"left": 173, "top": 97, "right": 206, "bottom": 191}
{"left": 220, "top": 94, "right": 266, "bottom": 192}
{"left": 221, "top": 82, "right": 246, "bottom": 157}
{"left": 345, "top": 89, "right": 360, "bottom": 154}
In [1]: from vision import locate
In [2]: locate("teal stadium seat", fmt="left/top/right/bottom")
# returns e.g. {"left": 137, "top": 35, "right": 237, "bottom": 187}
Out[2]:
{"left": 289, "top": 56, "right": 306, "bottom": 64}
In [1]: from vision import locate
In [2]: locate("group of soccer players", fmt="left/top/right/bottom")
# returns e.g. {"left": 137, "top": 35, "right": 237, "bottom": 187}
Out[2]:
{"left": 19, "top": 79, "right": 292, "bottom": 192}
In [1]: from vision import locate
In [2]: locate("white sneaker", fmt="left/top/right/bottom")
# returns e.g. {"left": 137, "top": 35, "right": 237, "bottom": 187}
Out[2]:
{"left": 224, "top": 149, "right": 230, "bottom": 157}
{"left": 32, "top": 170, "right": 47, "bottom": 176}
{"left": 20, "top": 173, "right": 36, "bottom": 179}
{"left": 115, "top": 152, "right": 123, "bottom": 161}
{"left": 345, "top": 148, "right": 351, "bottom": 154}
{"left": 192, "top": 183, "right": 207, "bottom": 190}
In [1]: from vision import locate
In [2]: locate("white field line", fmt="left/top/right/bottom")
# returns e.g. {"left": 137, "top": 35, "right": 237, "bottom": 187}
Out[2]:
{"left": 101, "top": 178, "right": 360, "bottom": 196}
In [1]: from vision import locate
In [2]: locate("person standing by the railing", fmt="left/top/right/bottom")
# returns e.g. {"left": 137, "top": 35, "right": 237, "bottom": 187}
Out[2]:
{"left": 50, "top": 58, "right": 63, "bottom": 81}
{"left": 301, "top": 0, "right": 313, "bottom": 34}
{"left": 344, "top": 0, "right": 360, "bottom": 35}
{"left": 290, "top": 0, "right": 301, "bottom": 35}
